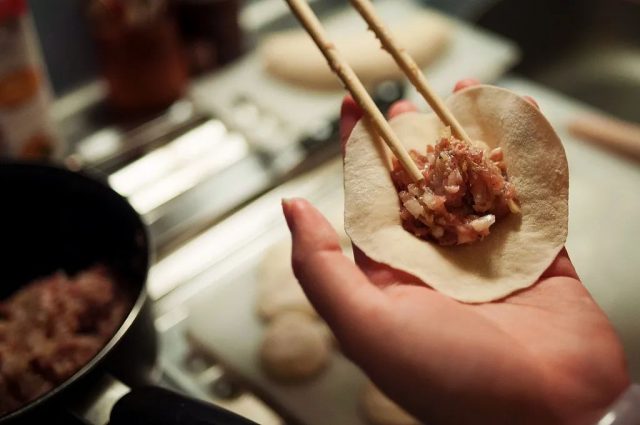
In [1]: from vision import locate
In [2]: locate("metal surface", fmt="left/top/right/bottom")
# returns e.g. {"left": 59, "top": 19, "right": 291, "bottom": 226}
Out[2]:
{"left": 55, "top": 92, "right": 271, "bottom": 254}
{"left": 69, "top": 376, "right": 131, "bottom": 425}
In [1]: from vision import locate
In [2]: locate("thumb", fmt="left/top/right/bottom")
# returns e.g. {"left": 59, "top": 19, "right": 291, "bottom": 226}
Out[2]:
{"left": 282, "top": 198, "right": 387, "bottom": 351}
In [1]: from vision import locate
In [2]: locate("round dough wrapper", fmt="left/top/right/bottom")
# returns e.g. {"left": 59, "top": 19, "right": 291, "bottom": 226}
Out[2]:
{"left": 344, "top": 85, "right": 569, "bottom": 303}
{"left": 360, "top": 381, "right": 421, "bottom": 425}
{"left": 261, "top": 11, "right": 451, "bottom": 91}
{"left": 259, "top": 312, "right": 331, "bottom": 382}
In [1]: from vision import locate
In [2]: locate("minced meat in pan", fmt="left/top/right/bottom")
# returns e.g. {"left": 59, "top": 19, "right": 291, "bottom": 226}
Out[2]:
{"left": 0, "top": 265, "right": 130, "bottom": 416}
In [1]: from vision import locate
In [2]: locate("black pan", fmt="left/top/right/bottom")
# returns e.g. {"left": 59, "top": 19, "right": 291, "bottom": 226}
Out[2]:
{"left": 0, "top": 162, "right": 256, "bottom": 425}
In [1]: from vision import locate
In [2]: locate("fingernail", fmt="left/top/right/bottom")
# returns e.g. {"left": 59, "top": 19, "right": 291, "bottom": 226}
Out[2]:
{"left": 282, "top": 198, "right": 295, "bottom": 231}
{"left": 453, "top": 78, "right": 480, "bottom": 93}
{"left": 523, "top": 96, "right": 540, "bottom": 110}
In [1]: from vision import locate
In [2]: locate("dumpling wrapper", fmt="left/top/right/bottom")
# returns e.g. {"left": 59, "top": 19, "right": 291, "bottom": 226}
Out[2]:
{"left": 261, "top": 11, "right": 451, "bottom": 91}
{"left": 344, "top": 85, "right": 569, "bottom": 303}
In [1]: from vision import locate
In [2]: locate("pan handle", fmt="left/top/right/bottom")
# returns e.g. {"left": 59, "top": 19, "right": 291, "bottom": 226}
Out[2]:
{"left": 70, "top": 374, "right": 257, "bottom": 425}
{"left": 110, "top": 385, "right": 258, "bottom": 425}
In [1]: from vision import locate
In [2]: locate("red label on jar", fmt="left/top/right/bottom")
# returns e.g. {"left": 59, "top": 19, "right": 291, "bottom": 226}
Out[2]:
{"left": 0, "top": 0, "right": 27, "bottom": 22}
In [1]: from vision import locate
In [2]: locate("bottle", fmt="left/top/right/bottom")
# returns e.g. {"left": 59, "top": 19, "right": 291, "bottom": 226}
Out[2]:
{"left": 87, "top": 0, "right": 188, "bottom": 115}
{"left": 0, "top": 0, "right": 62, "bottom": 160}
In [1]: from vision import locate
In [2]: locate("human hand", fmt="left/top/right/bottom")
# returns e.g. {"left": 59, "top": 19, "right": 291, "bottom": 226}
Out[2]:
{"left": 282, "top": 79, "right": 630, "bottom": 425}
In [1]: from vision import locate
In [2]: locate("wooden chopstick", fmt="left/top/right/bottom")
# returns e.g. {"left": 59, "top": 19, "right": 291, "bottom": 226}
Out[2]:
{"left": 284, "top": 0, "right": 424, "bottom": 183}
{"left": 349, "top": 0, "right": 474, "bottom": 146}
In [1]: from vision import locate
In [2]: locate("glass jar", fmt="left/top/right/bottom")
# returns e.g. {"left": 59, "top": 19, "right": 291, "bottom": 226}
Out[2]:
{"left": 88, "top": 0, "right": 188, "bottom": 115}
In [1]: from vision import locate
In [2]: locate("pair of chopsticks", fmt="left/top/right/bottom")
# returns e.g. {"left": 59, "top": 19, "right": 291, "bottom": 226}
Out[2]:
{"left": 285, "top": 0, "right": 473, "bottom": 183}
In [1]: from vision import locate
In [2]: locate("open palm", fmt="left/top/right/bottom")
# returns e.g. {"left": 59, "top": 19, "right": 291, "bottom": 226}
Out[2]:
{"left": 281, "top": 82, "right": 629, "bottom": 425}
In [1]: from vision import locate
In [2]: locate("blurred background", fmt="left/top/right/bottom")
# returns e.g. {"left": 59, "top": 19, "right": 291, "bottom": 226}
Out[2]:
{"left": 1, "top": 0, "right": 639, "bottom": 423}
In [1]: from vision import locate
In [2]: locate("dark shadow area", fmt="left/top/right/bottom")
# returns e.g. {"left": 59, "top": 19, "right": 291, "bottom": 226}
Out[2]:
{"left": 477, "top": 0, "right": 640, "bottom": 122}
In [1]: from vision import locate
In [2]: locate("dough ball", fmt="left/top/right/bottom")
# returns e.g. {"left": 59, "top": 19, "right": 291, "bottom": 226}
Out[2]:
{"left": 360, "top": 381, "right": 421, "bottom": 425}
{"left": 256, "top": 222, "right": 351, "bottom": 322}
{"left": 316, "top": 320, "right": 338, "bottom": 348}
{"left": 256, "top": 241, "right": 318, "bottom": 321}
{"left": 259, "top": 312, "right": 331, "bottom": 382}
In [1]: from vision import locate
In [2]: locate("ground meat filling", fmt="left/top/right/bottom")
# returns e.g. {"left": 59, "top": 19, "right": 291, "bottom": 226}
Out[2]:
{"left": 391, "top": 133, "right": 520, "bottom": 246}
{"left": 0, "top": 265, "right": 129, "bottom": 416}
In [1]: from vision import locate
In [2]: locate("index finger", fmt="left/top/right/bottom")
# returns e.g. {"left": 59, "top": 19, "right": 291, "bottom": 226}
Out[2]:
{"left": 282, "top": 198, "right": 389, "bottom": 349}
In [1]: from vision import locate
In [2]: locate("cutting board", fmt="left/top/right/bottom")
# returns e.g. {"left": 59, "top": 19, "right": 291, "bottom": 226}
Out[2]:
{"left": 186, "top": 247, "right": 370, "bottom": 425}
